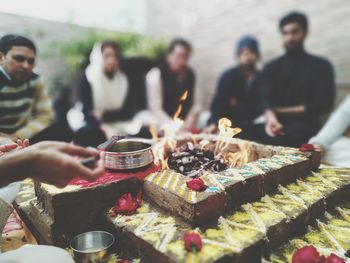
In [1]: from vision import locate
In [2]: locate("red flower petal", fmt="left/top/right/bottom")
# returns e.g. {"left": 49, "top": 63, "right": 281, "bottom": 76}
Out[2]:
{"left": 324, "top": 254, "right": 346, "bottom": 263}
{"left": 300, "top": 144, "right": 315, "bottom": 152}
{"left": 186, "top": 178, "right": 207, "bottom": 191}
{"left": 292, "top": 245, "right": 321, "bottom": 263}
{"left": 316, "top": 255, "right": 327, "bottom": 263}
{"left": 112, "top": 192, "right": 142, "bottom": 215}
{"left": 183, "top": 232, "right": 202, "bottom": 252}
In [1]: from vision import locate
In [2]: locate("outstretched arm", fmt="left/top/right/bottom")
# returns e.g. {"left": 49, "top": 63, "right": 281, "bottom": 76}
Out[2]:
{"left": 0, "top": 142, "right": 104, "bottom": 188}
{"left": 275, "top": 105, "right": 305, "bottom": 114}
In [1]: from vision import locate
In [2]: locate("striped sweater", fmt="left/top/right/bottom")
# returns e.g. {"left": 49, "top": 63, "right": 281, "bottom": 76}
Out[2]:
{"left": 0, "top": 69, "right": 53, "bottom": 139}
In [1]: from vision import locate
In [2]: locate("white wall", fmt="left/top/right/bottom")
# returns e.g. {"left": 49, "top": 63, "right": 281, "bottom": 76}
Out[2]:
{"left": 147, "top": 0, "right": 350, "bottom": 108}
{"left": 0, "top": 0, "right": 147, "bottom": 33}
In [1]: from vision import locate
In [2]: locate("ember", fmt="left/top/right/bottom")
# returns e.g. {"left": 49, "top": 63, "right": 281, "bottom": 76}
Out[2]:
{"left": 167, "top": 142, "right": 227, "bottom": 176}
{"left": 150, "top": 86, "right": 247, "bottom": 175}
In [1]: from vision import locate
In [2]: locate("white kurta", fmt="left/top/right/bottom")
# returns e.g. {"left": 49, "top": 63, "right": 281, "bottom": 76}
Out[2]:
{"left": 309, "top": 95, "right": 350, "bottom": 167}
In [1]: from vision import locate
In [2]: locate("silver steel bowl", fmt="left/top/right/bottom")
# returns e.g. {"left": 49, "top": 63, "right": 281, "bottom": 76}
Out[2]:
{"left": 70, "top": 231, "right": 115, "bottom": 263}
{"left": 102, "top": 139, "right": 154, "bottom": 170}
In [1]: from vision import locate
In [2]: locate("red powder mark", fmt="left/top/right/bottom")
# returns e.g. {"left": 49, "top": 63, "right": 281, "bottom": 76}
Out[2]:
{"left": 68, "top": 164, "right": 160, "bottom": 188}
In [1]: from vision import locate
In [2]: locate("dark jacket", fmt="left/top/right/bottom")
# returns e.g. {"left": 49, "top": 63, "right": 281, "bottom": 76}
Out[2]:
{"left": 158, "top": 62, "right": 195, "bottom": 119}
{"left": 263, "top": 48, "right": 335, "bottom": 131}
{"left": 209, "top": 66, "right": 269, "bottom": 125}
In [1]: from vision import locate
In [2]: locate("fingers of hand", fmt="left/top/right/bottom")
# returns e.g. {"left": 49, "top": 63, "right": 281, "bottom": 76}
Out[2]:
{"left": 43, "top": 142, "right": 99, "bottom": 157}
{"left": 90, "top": 160, "right": 105, "bottom": 178}
{"left": 265, "top": 124, "right": 276, "bottom": 137}
{"left": 65, "top": 156, "right": 104, "bottom": 181}
{"left": 34, "top": 141, "right": 64, "bottom": 150}
{"left": 23, "top": 139, "right": 30, "bottom": 148}
{"left": 0, "top": 143, "right": 18, "bottom": 152}
{"left": 63, "top": 144, "right": 99, "bottom": 157}
{"left": 16, "top": 139, "right": 23, "bottom": 148}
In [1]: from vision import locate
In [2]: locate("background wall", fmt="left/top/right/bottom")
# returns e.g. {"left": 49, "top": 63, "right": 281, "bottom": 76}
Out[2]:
{"left": 146, "top": 0, "right": 350, "bottom": 108}
{"left": 0, "top": 12, "right": 93, "bottom": 93}
{"left": 0, "top": 12, "right": 165, "bottom": 96}
{"left": 1, "top": 1, "right": 349, "bottom": 109}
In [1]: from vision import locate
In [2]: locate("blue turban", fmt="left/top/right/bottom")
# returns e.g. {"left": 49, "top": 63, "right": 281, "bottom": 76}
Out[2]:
{"left": 236, "top": 35, "right": 260, "bottom": 56}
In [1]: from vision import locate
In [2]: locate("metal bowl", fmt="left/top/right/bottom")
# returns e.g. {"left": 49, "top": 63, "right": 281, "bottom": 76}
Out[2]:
{"left": 70, "top": 231, "right": 115, "bottom": 263}
{"left": 102, "top": 139, "right": 154, "bottom": 170}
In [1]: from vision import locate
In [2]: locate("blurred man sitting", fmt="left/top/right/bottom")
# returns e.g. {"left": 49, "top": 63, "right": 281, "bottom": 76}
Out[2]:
{"left": 262, "top": 12, "right": 335, "bottom": 147}
{"left": 145, "top": 38, "right": 199, "bottom": 131}
{"left": 0, "top": 34, "right": 54, "bottom": 143}
{"left": 206, "top": 36, "right": 269, "bottom": 137}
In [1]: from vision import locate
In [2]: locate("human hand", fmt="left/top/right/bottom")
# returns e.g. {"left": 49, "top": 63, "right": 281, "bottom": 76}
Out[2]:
{"left": 16, "top": 139, "right": 30, "bottom": 148}
{"left": 0, "top": 139, "right": 30, "bottom": 156}
{"left": 264, "top": 109, "right": 284, "bottom": 137}
{"left": 183, "top": 112, "right": 199, "bottom": 131}
{"left": 229, "top": 97, "right": 238, "bottom": 107}
{"left": 92, "top": 110, "right": 103, "bottom": 119}
{"left": 203, "top": 124, "right": 218, "bottom": 134}
{"left": 265, "top": 119, "right": 284, "bottom": 137}
{"left": 101, "top": 124, "right": 115, "bottom": 139}
{"left": 0, "top": 143, "right": 18, "bottom": 156}
{"left": 21, "top": 142, "right": 104, "bottom": 188}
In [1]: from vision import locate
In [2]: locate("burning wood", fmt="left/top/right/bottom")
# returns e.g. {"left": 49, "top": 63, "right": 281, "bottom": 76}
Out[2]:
{"left": 150, "top": 90, "right": 249, "bottom": 174}
{"left": 167, "top": 142, "right": 227, "bottom": 177}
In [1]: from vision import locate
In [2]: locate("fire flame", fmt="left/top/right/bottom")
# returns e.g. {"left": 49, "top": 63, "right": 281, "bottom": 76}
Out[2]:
{"left": 180, "top": 90, "right": 189, "bottom": 101}
{"left": 215, "top": 117, "right": 249, "bottom": 167}
{"left": 150, "top": 95, "right": 249, "bottom": 170}
{"left": 149, "top": 126, "right": 158, "bottom": 140}
{"left": 222, "top": 141, "right": 249, "bottom": 167}
{"left": 218, "top": 118, "right": 242, "bottom": 138}
{"left": 173, "top": 90, "right": 188, "bottom": 120}
{"left": 214, "top": 117, "right": 241, "bottom": 154}
{"left": 150, "top": 90, "right": 189, "bottom": 169}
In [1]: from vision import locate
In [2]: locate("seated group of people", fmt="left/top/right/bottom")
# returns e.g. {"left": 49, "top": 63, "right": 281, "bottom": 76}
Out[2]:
{"left": 207, "top": 12, "right": 335, "bottom": 149}
{"left": 72, "top": 38, "right": 197, "bottom": 146}
{"left": 0, "top": 10, "right": 349, "bottom": 262}
{"left": 0, "top": 11, "right": 348, "bottom": 168}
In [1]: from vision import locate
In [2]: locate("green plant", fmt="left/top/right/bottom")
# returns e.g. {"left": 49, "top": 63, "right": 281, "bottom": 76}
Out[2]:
{"left": 44, "top": 30, "right": 167, "bottom": 95}
{"left": 51, "top": 30, "right": 167, "bottom": 71}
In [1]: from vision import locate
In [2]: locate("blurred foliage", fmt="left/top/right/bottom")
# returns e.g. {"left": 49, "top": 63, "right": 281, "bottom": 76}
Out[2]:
{"left": 44, "top": 30, "right": 167, "bottom": 95}
{"left": 50, "top": 30, "right": 167, "bottom": 71}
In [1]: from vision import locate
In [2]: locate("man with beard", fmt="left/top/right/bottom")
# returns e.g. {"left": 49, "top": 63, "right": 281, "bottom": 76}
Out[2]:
{"left": 0, "top": 34, "right": 54, "bottom": 143}
{"left": 206, "top": 35, "right": 270, "bottom": 138}
{"left": 262, "top": 12, "right": 335, "bottom": 147}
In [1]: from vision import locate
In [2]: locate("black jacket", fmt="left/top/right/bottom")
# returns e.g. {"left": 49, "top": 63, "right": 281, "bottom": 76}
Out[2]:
{"left": 158, "top": 62, "right": 195, "bottom": 119}
{"left": 209, "top": 66, "right": 269, "bottom": 125}
{"left": 263, "top": 48, "right": 335, "bottom": 130}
